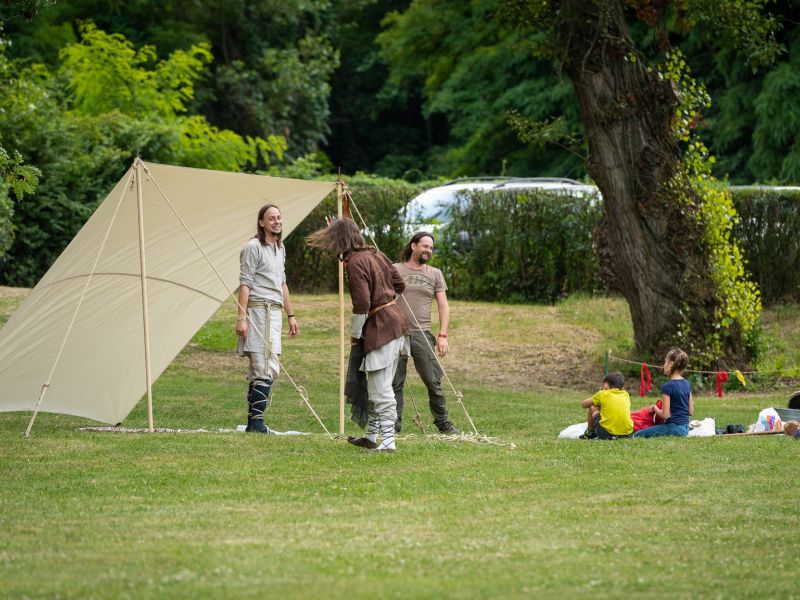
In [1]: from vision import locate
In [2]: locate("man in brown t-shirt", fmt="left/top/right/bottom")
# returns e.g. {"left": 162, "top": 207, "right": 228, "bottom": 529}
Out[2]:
{"left": 392, "top": 232, "right": 459, "bottom": 434}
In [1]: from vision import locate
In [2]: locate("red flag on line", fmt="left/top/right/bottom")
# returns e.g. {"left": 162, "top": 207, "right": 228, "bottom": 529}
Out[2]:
{"left": 640, "top": 363, "right": 653, "bottom": 397}
{"left": 716, "top": 370, "right": 728, "bottom": 397}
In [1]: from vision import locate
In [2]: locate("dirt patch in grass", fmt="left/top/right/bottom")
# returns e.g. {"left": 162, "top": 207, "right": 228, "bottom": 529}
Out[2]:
{"left": 0, "top": 286, "right": 30, "bottom": 326}
{"left": 10, "top": 288, "right": 795, "bottom": 395}
{"left": 440, "top": 303, "right": 602, "bottom": 393}
{"left": 0, "top": 288, "right": 611, "bottom": 393}
{"left": 0, "top": 286, "right": 29, "bottom": 300}
{"left": 177, "top": 345, "right": 242, "bottom": 375}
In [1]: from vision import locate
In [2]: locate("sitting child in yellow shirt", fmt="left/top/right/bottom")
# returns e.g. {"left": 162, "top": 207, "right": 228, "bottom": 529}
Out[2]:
{"left": 580, "top": 371, "right": 634, "bottom": 439}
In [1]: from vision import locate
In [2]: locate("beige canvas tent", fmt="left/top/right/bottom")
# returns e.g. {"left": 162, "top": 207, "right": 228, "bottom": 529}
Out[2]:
{"left": 0, "top": 160, "right": 336, "bottom": 432}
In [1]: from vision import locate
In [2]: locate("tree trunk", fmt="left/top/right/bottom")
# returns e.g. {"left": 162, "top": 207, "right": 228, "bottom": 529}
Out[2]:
{"left": 551, "top": 0, "right": 743, "bottom": 362}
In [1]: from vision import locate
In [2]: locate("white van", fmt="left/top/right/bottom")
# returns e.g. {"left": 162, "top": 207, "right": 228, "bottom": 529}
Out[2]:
{"left": 403, "top": 177, "right": 600, "bottom": 232}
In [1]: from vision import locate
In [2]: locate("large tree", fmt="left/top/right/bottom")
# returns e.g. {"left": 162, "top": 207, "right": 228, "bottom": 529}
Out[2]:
{"left": 501, "top": 0, "right": 778, "bottom": 365}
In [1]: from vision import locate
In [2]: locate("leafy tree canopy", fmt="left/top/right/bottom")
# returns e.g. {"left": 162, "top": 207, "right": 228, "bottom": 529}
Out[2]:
{"left": 0, "top": 24, "right": 285, "bottom": 285}
{"left": 377, "top": 0, "right": 585, "bottom": 177}
{"left": 3, "top": 0, "right": 798, "bottom": 182}
{"left": 2, "top": 0, "right": 339, "bottom": 158}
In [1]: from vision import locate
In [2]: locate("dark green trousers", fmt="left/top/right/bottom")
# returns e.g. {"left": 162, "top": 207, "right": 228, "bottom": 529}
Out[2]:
{"left": 392, "top": 330, "right": 449, "bottom": 429}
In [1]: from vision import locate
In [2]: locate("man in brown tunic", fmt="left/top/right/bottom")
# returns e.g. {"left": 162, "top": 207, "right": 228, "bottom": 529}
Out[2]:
{"left": 308, "top": 218, "right": 407, "bottom": 452}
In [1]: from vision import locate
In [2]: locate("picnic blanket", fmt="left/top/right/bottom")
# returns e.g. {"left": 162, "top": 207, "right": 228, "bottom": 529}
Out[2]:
{"left": 558, "top": 417, "right": 716, "bottom": 439}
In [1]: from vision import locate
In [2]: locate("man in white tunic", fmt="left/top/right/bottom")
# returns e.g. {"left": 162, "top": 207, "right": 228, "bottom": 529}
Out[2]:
{"left": 235, "top": 205, "right": 298, "bottom": 433}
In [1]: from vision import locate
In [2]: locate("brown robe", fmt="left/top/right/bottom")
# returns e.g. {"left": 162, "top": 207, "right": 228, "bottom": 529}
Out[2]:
{"left": 345, "top": 248, "right": 408, "bottom": 354}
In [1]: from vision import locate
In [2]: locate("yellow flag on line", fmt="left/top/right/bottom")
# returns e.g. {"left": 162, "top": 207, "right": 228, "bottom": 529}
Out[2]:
{"left": 735, "top": 370, "right": 747, "bottom": 386}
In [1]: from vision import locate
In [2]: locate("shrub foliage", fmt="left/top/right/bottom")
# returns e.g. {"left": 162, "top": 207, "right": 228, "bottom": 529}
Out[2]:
{"left": 285, "top": 175, "right": 429, "bottom": 292}
{"left": 436, "top": 189, "right": 603, "bottom": 303}
{"left": 425, "top": 186, "right": 799, "bottom": 306}
{"left": 732, "top": 187, "right": 800, "bottom": 303}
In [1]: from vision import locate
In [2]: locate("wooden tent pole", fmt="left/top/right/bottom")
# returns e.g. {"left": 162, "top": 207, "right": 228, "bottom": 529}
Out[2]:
{"left": 135, "top": 158, "right": 155, "bottom": 432}
{"left": 24, "top": 384, "right": 48, "bottom": 438}
{"left": 337, "top": 176, "right": 345, "bottom": 435}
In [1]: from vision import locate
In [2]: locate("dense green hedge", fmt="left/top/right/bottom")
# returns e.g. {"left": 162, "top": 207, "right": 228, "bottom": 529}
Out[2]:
{"left": 424, "top": 186, "right": 800, "bottom": 305}
{"left": 0, "top": 165, "right": 423, "bottom": 291}
{"left": 285, "top": 174, "right": 431, "bottom": 292}
{"left": 731, "top": 187, "right": 800, "bottom": 303}
{"left": 435, "top": 189, "right": 604, "bottom": 303}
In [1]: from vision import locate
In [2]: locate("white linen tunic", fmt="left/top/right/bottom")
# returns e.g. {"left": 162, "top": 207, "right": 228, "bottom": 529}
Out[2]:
{"left": 236, "top": 238, "right": 285, "bottom": 358}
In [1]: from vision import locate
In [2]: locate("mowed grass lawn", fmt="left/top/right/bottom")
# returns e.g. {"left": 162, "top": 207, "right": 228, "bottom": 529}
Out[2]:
{"left": 1, "top": 288, "right": 798, "bottom": 598}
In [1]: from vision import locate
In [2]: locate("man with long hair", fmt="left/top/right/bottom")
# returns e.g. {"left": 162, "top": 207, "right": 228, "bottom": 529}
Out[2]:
{"left": 235, "top": 204, "right": 298, "bottom": 433}
{"left": 307, "top": 218, "right": 407, "bottom": 452}
{"left": 392, "top": 232, "right": 459, "bottom": 434}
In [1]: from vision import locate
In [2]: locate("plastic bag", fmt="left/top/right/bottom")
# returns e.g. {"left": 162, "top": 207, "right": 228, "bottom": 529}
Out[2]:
{"left": 688, "top": 417, "right": 716, "bottom": 437}
{"left": 558, "top": 422, "right": 588, "bottom": 439}
{"left": 752, "top": 407, "right": 783, "bottom": 433}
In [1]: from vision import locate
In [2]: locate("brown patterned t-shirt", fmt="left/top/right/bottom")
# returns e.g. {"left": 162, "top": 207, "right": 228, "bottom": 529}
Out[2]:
{"left": 393, "top": 262, "right": 447, "bottom": 331}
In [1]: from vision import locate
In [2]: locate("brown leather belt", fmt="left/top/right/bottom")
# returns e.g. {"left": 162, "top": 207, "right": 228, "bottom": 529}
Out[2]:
{"left": 368, "top": 298, "right": 396, "bottom": 318}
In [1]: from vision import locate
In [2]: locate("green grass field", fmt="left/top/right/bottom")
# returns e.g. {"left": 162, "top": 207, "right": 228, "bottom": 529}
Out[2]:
{"left": 1, "top": 289, "right": 798, "bottom": 598}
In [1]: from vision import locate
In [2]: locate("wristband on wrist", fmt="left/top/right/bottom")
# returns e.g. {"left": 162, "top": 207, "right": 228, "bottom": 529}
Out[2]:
{"left": 237, "top": 316, "right": 247, "bottom": 321}
{"left": 438, "top": 333, "right": 447, "bottom": 338}
{"left": 287, "top": 314, "right": 295, "bottom": 318}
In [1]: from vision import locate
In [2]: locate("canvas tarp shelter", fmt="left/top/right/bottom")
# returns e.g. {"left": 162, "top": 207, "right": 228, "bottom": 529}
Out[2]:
{"left": 0, "top": 160, "right": 335, "bottom": 427}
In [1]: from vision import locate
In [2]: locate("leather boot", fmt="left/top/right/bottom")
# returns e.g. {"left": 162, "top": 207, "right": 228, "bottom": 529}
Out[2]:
{"left": 245, "top": 381, "right": 254, "bottom": 430}
{"left": 347, "top": 436, "right": 378, "bottom": 449}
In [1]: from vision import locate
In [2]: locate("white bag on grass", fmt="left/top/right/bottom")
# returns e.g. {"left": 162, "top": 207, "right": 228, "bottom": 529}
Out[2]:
{"left": 558, "top": 422, "right": 588, "bottom": 439}
{"left": 688, "top": 417, "right": 716, "bottom": 437}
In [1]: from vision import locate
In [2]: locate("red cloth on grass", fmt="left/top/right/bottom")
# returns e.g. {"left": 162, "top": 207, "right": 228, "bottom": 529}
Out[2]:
{"left": 631, "top": 400, "right": 664, "bottom": 432}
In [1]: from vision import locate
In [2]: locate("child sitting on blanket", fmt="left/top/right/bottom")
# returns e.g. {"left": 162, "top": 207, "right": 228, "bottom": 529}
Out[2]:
{"left": 633, "top": 347, "right": 693, "bottom": 438}
{"left": 580, "top": 372, "right": 634, "bottom": 439}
